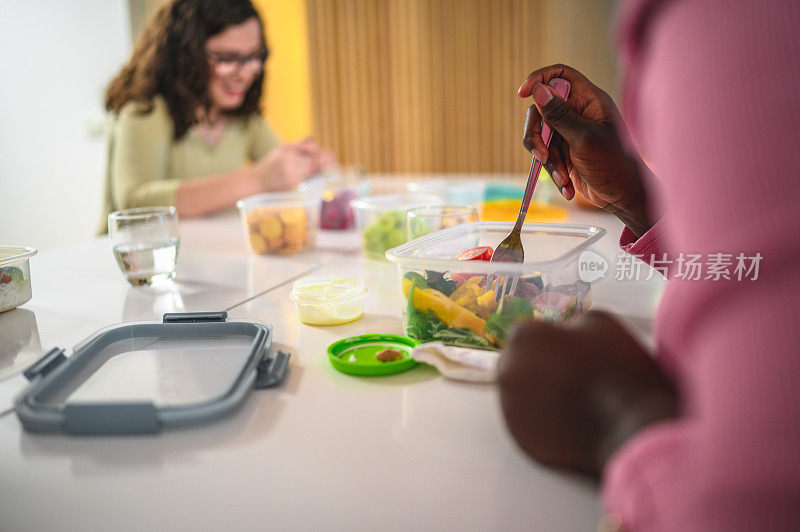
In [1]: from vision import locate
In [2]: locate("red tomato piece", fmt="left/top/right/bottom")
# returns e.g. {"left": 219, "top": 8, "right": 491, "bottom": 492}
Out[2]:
{"left": 456, "top": 246, "right": 493, "bottom": 261}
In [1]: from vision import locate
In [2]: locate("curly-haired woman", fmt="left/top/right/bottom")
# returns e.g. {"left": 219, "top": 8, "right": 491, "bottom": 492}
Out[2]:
{"left": 100, "top": 0, "right": 333, "bottom": 229}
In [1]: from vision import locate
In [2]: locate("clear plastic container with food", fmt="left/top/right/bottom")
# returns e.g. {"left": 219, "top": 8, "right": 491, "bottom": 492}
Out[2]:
{"left": 385, "top": 222, "right": 606, "bottom": 350}
{"left": 290, "top": 274, "right": 367, "bottom": 325}
{"left": 237, "top": 192, "right": 319, "bottom": 255}
{"left": 0, "top": 247, "right": 37, "bottom": 314}
{"left": 351, "top": 193, "right": 442, "bottom": 260}
{"left": 405, "top": 204, "right": 479, "bottom": 241}
{"left": 299, "top": 172, "right": 370, "bottom": 230}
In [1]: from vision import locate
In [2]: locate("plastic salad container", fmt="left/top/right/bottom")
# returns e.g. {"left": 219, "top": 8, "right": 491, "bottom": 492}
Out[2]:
{"left": 351, "top": 193, "right": 442, "bottom": 260}
{"left": 0, "top": 247, "right": 37, "bottom": 314}
{"left": 290, "top": 274, "right": 367, "bottom": 325}
{"left": 237, "top": 192, "right": 319, "bottom": 255}
{"left": 299, "top": 173, "right": 370, "bottom": 230}
{"left": 385, "top": 222, "right": 606, "bottom": 350}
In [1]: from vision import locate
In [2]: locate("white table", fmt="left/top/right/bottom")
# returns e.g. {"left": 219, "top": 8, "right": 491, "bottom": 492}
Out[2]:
{"left": 0, "top": 199, "right": 665, "bottom": 531}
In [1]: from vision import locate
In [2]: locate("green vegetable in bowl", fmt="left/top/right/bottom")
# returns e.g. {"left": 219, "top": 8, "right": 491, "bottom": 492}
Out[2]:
{"left": 403, "top": 271, "right": 428, "bottom": 288}
{"left": 424, "top": 270, "right": 457, "bottom": 296}
{"left": 364, "top": 210, "right": 407, "bottom": 255}
{"left": 404, "top": 270, "right": 458, "bottom": 296}
{"left": 485, "top": 297, "right": 535, "bottom": 345}
{"left": 429, "top": 327, "right": 493, "bottom": 349}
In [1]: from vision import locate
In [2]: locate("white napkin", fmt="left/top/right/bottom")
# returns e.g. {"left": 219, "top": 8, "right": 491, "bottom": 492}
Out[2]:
{"left": 410, "top": 342, "right": 500, "bottom": 383}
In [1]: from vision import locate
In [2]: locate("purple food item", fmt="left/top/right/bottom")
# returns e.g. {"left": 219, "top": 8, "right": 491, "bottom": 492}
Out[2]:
{"left": 532, "top": 291, "right": 572, "bottom": 312}
{"left": 514, "top": 280, "right": 541, "bottom": 301}
{"left": 320, "top": 188, "right": 358, "bottom": 230}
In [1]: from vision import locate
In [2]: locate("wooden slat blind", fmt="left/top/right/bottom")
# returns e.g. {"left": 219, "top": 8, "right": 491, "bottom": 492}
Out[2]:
{"left": 306, "top": 0, "right": 543, "bottom": 173}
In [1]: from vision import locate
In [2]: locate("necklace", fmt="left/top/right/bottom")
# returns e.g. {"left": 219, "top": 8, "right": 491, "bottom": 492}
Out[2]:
{"left": 195, "top": 106, "right": 227, "bottom": 148}
{"left": 196, "top": 116, "right": 227, "bottom": 148}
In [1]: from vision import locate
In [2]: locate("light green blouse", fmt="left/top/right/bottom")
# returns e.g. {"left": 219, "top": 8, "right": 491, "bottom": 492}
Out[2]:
{"left": 99, "top": 95, "right": 280, "bottom": 233}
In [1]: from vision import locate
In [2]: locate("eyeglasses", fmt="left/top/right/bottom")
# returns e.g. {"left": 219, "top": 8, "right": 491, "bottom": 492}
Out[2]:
{"left": 207, "top": 50, "right": 267, "bottom": 77}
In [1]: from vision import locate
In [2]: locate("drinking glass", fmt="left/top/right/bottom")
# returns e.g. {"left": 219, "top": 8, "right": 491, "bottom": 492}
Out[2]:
{"left": 405, "top": 205, "right": 479, "bottom": 241}
{"left": 108, "top": 207, "right": 180, "bottom": 286}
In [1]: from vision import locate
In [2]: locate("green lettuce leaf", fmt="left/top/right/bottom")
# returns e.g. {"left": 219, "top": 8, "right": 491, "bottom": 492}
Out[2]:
{"left": 485, "top": 297, "right": 535, "bottom": 345}
{"left": 424, "top": 270, "right": 457, "bottom": 296}
{"left": 403, "top": 271, "right": 428, "bottom": 288}
{"left": 431, "top": 328, "right": 493, "bottom": 349}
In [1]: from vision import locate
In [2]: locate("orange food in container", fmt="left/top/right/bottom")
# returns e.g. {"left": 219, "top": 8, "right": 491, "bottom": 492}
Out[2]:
{"left": 237, "top": 192, "right": 319, "bottom": 255}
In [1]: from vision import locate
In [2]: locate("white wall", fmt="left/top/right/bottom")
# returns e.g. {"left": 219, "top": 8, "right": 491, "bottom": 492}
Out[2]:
{"left": 0, "top": 0, "right": 131, "bottom": 250}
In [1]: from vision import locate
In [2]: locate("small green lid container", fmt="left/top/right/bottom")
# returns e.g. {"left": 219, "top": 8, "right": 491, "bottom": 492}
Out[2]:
{"left": 327, "top": 334, "right": 419, "bottom": 376}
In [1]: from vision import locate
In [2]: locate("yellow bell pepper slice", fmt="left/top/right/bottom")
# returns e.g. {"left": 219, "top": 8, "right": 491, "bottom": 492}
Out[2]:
{"left": 402, "top": 278, "right": 487, "bottom": 337}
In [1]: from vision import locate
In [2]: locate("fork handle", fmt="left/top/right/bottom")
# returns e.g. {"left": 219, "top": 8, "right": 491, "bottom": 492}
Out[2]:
{"left": 515, "top": 157, "right": 544, "bottom": 231}
{"left": 514, "top": 78, "right": 571, "bottom": 231}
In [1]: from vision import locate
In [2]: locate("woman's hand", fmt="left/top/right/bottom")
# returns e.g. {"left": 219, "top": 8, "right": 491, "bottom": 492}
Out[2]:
{"left": 293, "top": 138, "right": 339, "bottom": 174}
{"left": 317, "top": 146, "right": 339, "bottom": 173}
{"left": 497, "top": 311, "right": 678, "bottom": 477}
{"left": 252, "top": 138, "right": 338, "bottom": 192}
{"left": 519, "top": 64, "right": 654, "bottom": 237}
{"left": 174, "top": 138, "right": 338, "bottom": 216}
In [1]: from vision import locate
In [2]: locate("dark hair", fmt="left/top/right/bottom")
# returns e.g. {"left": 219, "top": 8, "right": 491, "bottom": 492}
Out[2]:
{"left": 105, "top": 0, "right": 267, "bottom": 138}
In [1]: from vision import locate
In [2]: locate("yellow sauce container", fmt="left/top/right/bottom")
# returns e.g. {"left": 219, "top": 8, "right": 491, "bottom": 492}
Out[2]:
{"left": 290, "top": 275, "right": 367, "bottom": 326}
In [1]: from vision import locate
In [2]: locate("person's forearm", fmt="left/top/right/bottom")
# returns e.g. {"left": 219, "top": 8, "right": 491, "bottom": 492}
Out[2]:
{"left": 175, "top": 167, "right": 261, "bottom": 217}
{"left": 607, "top": 155, "right": 655, "bottom": 239}
{"left": 614, "top": 196, "right": 651, "bottom": 240}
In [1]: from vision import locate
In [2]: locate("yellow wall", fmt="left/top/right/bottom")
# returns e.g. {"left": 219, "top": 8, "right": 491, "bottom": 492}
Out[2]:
{"left": 252, "top": 0, "right": 312, "bottom": 141}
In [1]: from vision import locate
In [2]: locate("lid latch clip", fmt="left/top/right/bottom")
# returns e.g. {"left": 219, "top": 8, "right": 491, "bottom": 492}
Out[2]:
{"left": 162, "top": 312, "right": 228, "bottom": 323}
{"left": 23, "top": 348, "right": 67, "bottom": 381}
{"left": 256, "top": 350, "right": 291, "bottom": 388}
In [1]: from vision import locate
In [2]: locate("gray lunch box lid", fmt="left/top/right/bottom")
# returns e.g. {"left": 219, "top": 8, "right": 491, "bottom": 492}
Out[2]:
{"left": 14, "top": 312, "right": 289, "bottom": 435}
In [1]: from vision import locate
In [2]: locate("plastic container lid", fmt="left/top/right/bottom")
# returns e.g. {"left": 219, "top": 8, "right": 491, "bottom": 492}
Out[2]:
{"left": 407, "top": 178, "right": 486, "bottom": 205}
{"left": 0, "top": 247, "right": 37, "bottom": 265}
{"left": 299, "top": 174, "right": 370, "bottom": 197}
{"left": 236, "top": 191, "right": 319, "bottom": 211}
{"left": 14, "top": 312, "right": 289, "bottom": 435}
{"left": 327, "top": 334, "right": 419, "bottom": 376}
{"left": 290, "top": 275, "right": 367, "bottom": 304}
{"left": 350, "top": 193, "right": 442, "bottom": 212}
{"left": 385, "top": 221, "right": 606, "bottom": 273}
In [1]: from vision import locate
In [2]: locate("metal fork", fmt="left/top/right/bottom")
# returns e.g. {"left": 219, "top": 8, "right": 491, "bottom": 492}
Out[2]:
{"left": 488, "top": 78, "right": 571, "bottom": 302}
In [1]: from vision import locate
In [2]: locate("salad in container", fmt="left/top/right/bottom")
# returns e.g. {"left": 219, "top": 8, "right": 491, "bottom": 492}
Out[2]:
{"left": 385, "top": 222, "right": 606, "bottom": 349}
{"left": 351, "top": 193, "right": 442, "bottom": 260}
{"left": 0, "top": 247, "right": 37, "bottom": 314}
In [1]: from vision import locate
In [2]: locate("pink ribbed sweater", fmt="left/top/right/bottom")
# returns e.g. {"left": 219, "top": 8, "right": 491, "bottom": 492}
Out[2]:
{"left": 603, "top": 0, "right": 800, "bottom": 529}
